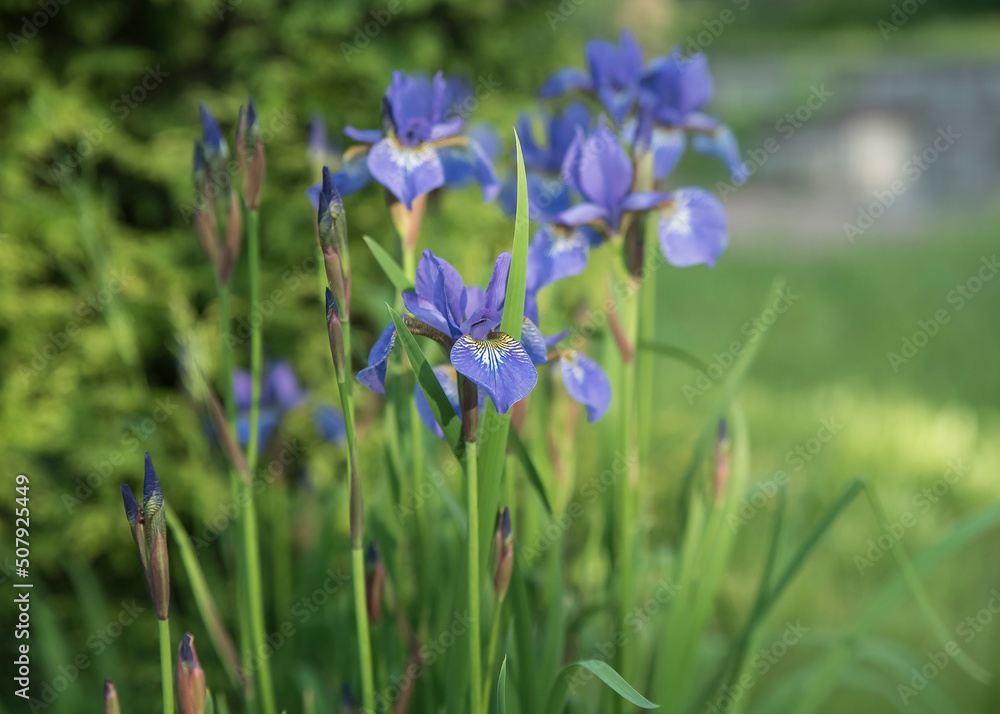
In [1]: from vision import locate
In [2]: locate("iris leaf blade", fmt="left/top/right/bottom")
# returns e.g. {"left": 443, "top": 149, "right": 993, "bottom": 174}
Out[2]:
{"left": 364, "top": 235, "right": 413, "bottom": 293}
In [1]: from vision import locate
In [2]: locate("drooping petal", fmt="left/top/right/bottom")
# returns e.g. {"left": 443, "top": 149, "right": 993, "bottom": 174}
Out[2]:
{"left": 367, "top": 138, "right": 445, "bottom": 209}
{"left": 331, "top": 152, "right": 372, "bottom": 196}
{"left": 692, "top": 125, "right": 748, "bottom": 183}
{"left": 526, "top": 224, "right": 595, "bottom": 291}
{"left": 314, "top": 405, "right": 346, "bottom": 444}
{"left": 450, "top": 333, "right": 538, "bottom": 415}
{"left": 520, "top": 318, "right": 548, "bottom": 365}
{"left": 544, "top": 329, "right": 570, "bottom": 348}
{"left": 558, "top": 350, "right": 611, "bottom": 422}
{"left": 658, "top": 188, "right": 727, "bottom": 268}
{"left": 620, "top": 190, "right": 671, "bottom": 213}
{"left": 556, "top": 202, "right": 609, "bottom": 228}
{"left": 437, "top": 139, "right": 501, "bottom": 203}
{"left": 468, "top": 123, "right": 502, "bottom": 161}
{"left": 357, "top": 323, "right": 397, "bottom": 394}
{"left": 538, "top": 67, "right": 592, "bottom": 98}
{"left": 344, "top": 126, "right": 384, "bottom": 144}
{"left": 413, "top": 365, "right": 461, "bottom": 440}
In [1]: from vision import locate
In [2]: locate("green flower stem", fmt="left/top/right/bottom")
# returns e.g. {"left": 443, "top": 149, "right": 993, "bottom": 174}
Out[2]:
{"left": 244, "top": 208, "right": 276, "bottom": 714}
{"left": 158, "top": 618, "right": 174, "bottom": 714}
{"left": 466, "top": 438, "right": 483, "bottom": 714}
{"left": 217, "top": 280, "right": 256, "bottom": 708}
{"left": 352, "top": 545, "right": 376, "bottom": 714}
{"left": 481, "top": 600, "right": 503, "bottom": 714}
{"left": 335, "top": 312, "right": 375, "bottom": 714}
{"left": 615, "top": 275, "right": 641, "bottom": 711}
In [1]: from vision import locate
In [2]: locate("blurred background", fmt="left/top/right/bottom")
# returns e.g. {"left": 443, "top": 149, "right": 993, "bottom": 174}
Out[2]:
{"left": 2, "top": 0, "right": 999, "bottom": 711}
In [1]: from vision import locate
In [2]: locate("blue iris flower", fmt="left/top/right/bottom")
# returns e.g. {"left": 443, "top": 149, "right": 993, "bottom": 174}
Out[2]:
{"left": 324, "top": 71, "right": 500, "bottom": 209}
{"left": 558, "top": 119, "right": 728, "bottom": 268}
{"left": 358, "top": 250, "right": 542, "bottom": 415}
{"left": 228, "top": 361, "right": 345, "bottom": 451}
{"left": 633, "top": 50, "right": 747, "bottom": 182}
{"left": 539, "top": 30, "right": 644, "bottom": 126}
{"left": 498, "top": 102, "right": 591, "bottom": 224}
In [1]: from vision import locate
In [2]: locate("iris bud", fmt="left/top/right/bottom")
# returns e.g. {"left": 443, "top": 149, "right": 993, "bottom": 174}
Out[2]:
{"left": 104, "top": 680, "right": 120, "bottom": 714}
{"left": 177, "top": 633, "right": 207, "bottom": 714}
{"left": 121, "top": 453, "right": 170, "bottom": 620}
{"left": 318, "top": 167, "right": 349, "bottom": 318}
{"left": 326, "top": 288, "right": 346, "bottom": 384}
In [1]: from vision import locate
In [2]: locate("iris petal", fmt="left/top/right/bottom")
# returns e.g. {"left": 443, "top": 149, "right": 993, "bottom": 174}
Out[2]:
{"left": 450, "top": 333, "right": 538, "bottom": 415}
{"left": 438, "top": 139, "right": 500, "bottom": 202}
{"left": 657, "top": 188, "right": 727, "bottom": 268}
{"left": 314, "top": 405, "right": 347, "bottom": 444}
{"left": 578, "top": 119, "right": 633, "bottom": 213}
{"left": 367, "top": 138, "right": 445, "bottom": 209}
{"left": 539, "top": 67, "right": 592, "bottom": 98}
{"left": 331, "top": 153, "right": 372, "bottom": 196}
{"left": 344, "top": 126, "right": 383, "bottom": 144}
{"left": 520, "top": 318, "right": 548, "bottom": 365}
{"left": 558, "top": 350, "right": 611, "bottom": 423}
{"left": 413, "top": 365, "right": 461, "bottom": 440}
{"left": 414, "top": 250, "right": 467, "bottom": 337}
{"left": 526, "top": 224, "right": 594, "bottom": 291}
{"left": 357, "top": 323, "right": 397, "bottom": 394}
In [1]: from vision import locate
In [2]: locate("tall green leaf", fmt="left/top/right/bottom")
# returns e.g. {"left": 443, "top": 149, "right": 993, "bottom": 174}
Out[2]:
{"left": 364, "top": 235, "right": 413, "bottom": 293}
{"left": 545, "top": 660, "right": 658, "bottom": 713}
{"left": 387, "top": 306, "right": 464, "bottom": 458}
{"left": 477, "top": 128, "right": 531, "bottom": 563}
{"left": 497, "top": 656, "right": 509, "bottom": 714}
{"left": 508, "top": 427, "right": 553, "bottom": 516}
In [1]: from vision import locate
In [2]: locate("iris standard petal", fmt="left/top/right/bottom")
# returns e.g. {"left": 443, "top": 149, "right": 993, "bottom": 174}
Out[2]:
{"left": 547, "top": 102, "right": 591, "bottom": 173}
{"left": 558, "top": 350, "right": 611, "bottom": 423}
{"left": 539, "top": 67, "right": 592, "bottom": 98}
{"left": 450, "top": 333, "right": 538, "bottom": 415}
{"left": 651, "top": 127, "right": 687, "bottom": 180}
{"left": 520, "top": 318, "right": 548, "bottom": 365}
{"left": 367, "top": 138, "right": 446, "bottom": 209}
{"left": 414, "top": 249, "right": 467, "bottom": 336}
{"left": 577, "top": 120, "right": 633, "bottom": 214}
{"left": 413, "top": 365, "right": 461, "bottom": 440}
{"left": 658, "top": 188, "right": 727, "bottom": 268}
{"left": 560, "top": 128, "right": 585, "bottom": 195}
{"left": 357, "top": 323, "right": 397, "bottom": 394}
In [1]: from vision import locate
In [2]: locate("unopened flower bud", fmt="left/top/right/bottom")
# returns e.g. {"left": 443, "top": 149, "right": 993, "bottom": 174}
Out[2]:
{"left": 177, "top": 633, "right": 207, "bottom": 714}
{"left": 199, "top": 103, "right": 228, "bottom": 164}
{"left": 121, "top": 452, "right": 170, "bottom": 620}
{"left": 365, "top": 543, "right": 384, "bottom": 624}
{"left": 104, "top": 680, "right": 120, "bottom": 714}
{"left": 493, "top": 507, "right": 513, "bottom": 602}
{"left": 318, "top": 167, "right": 349, "bottom": 316}
{"left": 326, "top": 288, "right": 346, "bottom": 384}
{"left": 238, "top": 97, "right": 266, "bottom": 210}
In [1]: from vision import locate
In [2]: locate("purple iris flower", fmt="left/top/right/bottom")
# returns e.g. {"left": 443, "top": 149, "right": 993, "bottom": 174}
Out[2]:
{"left": 330, "top": 71, "right": 500, "bottom": 209}
{"left": 634, "top": 51, "right": 746, "bottom": 182}
{"left": 539, "top": 30, "right": 644, "bottom": 126}
{"left": 358, "top": 250, "right": 542, "bottom": 415}
{"left": 498, "top": 103, "right": 591, "bottom": 223}
{"left": 229, "top": 361, "right": 345, "bottom": 450}
{"left": 558, "top": 119, "right": 728, "bottom": 268}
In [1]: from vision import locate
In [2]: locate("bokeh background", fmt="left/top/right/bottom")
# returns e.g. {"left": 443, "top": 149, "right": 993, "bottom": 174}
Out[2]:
{"left": 2, "top": 0, "right": 1000, "bottom": 712}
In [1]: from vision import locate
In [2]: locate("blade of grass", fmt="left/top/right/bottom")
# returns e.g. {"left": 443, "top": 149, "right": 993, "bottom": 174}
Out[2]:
{"left": 388, "top": 306, "right": 464, "bottom": 458}
{"left": 508, "top": 428, "right": 553, "bottom": 516}
{"left": 498, "top": 656, "right": 509, "bottom": 714}
{"left": 545, "top": 660, "right": 658, "bottom": 712}
{"left": 477, "top": 128, "right": 530, "bottom": 564}
{"left": 677, "top": 278, "right": 786, "bottom": 526}
{"left": 364, "top": 235, "right": 414, "bottom": 293}
{"left": 790, "top": 501, "right": 1000, "bottom": 714}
